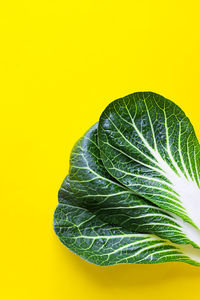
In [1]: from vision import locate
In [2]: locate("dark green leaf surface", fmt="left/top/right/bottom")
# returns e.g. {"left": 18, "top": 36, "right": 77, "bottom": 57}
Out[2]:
{"left": 98, "top": 92, "right": 200, "bottom": 229}
{"left": 54, "top": 177, "right": 200, "bottom": 266}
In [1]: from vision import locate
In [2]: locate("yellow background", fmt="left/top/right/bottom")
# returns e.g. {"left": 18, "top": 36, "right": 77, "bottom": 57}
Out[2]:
{"left": 1, "top": 1, "right": 200, "bottom": 299}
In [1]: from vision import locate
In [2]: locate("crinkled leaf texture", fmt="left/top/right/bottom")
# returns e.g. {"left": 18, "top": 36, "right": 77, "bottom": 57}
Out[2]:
{"left": 54, "top": 92, "right": 200, "bottom": 266}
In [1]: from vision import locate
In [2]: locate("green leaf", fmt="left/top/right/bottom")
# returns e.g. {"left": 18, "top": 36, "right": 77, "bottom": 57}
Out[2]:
{"left": 98, "top": 92, "right": 200, "bottom": 232}
{"left": 69, "top": 123, "right": 200, "bottom": 248}
{"left": 54, "top": 91, "right": 200, "bottom": 266}
{"left": 54, "top": 176, "right": 200, "bottom": 266}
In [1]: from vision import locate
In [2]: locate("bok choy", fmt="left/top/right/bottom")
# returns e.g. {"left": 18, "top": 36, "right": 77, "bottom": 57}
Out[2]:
{"left": 53, "top": 92, "right": 200, "bottom": 266}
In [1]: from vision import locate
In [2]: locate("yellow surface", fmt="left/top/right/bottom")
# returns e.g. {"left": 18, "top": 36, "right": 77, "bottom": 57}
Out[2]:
{"left": 1, "top": 1, "right": 200, "bottom": 299}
